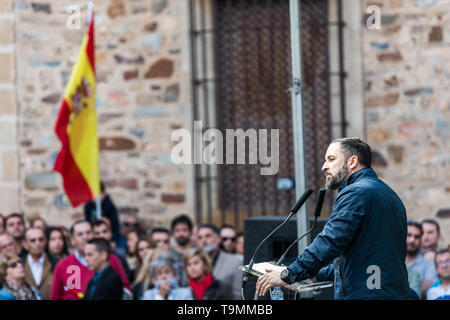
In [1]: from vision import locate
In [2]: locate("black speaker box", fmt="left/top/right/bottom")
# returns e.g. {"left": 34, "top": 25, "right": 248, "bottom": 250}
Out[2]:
{"left": 242, "top": 216, "right": 333, "bottom": 300}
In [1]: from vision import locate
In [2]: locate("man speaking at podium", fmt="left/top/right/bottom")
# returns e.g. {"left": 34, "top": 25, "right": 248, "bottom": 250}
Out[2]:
{"left": 256, "top": 138, "right": 411, "bottom": 299}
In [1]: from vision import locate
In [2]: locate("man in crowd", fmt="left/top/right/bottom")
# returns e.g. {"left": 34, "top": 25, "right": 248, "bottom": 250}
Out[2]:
{"left": 170, "top": 215, "right": 194, "bottom": 261}
{"left": 121, "top": 214, "right": 141, "bottom": 238}
{"left": 406, "top": 220, "right": 438, "bottom": 299}
{"left": 426, "top": 248, "right": 450, "bottom": 300}
{"left": 421, "top": 219, "right": 441, "bottom": 261}
{"left": 23, "top": 227, "right": 58, "bottom": 299}
{"left": 151, "top": 227, "right": 171, "bottom": 250}
{"left": 50, "top": 220, "right": 131, "bottom": 300}
{"left": 0, "top": 232, "right": 18, "bottom": 255}
{"left": 83, "top": 238, "right": 123, "bottom": 300}
{"left": 92, "top": 220, "right": 132, "bottom": 282}
{"left": 219, "top": 225, "right": 237, "bottom": 254}
{"left": 197, "top": 223, "right": 242, "bottom": 300}
{"left": 84, "top": 182, "right": 125, "bottom": 251}
{"left": 4, "top": 213, "right": 27, "bottom": 260}
{"left": 256, "top": 137, "right": 411, "bottom": 299}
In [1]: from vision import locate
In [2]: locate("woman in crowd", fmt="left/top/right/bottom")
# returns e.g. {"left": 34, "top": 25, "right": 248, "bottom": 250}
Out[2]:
{"left": 0, "top": 253, "right": 42, "bottom": 300}
{"left": 126, "top": 230, "right": 139, "bottom": 278}
{"left": 45, "top": 227, "right": 69, "bottom": 260}
{"left": 182, "top": 248, "right": 222, "bottom": 300}
{"left": 141, "top": 255, "right": 192, "bottom": 300}
{"left": 132, "top": 247, "right": 167, "bottom": 299}
{"left": 136, "top": 237, "right": 155, "bottom": 269}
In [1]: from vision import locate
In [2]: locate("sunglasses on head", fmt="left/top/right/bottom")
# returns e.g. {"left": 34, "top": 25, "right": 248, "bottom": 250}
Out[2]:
{"left": 8, "top": 261, "right": 22, "bottom": 268}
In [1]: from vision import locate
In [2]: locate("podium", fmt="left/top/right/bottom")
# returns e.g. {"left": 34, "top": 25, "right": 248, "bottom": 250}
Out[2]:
{"left": 239, "top": 262, "right": 333, "bottom": 297}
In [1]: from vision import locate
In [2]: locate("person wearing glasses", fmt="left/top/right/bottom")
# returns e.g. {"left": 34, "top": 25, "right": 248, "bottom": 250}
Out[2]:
{"left": 219, "top": 225, "right": 237, "bottom": 254}
{"left": 426, "top": 248, "right": 450, "bottom": 300}
{"left": 406, "top": 220, "right": 438, "bottom": 299}
{"left": 0, "top": 232, "right": 19, "bottom": 256}
{"left": 151, "top": 227, "right": 171, "bottom": 251}
{"left": 0, "top": 253, "right": 42, "bottom": 300}
{"left": 23, "top": 227, "right": 58, "bottom": 300}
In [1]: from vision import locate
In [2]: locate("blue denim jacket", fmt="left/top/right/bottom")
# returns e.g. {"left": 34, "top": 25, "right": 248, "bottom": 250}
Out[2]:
{"left": 286, "top": 168, "right": 412, "bottom": 299}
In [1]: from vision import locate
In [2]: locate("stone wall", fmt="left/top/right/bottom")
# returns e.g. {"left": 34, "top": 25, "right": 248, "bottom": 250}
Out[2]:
{"left": 12, "top": 0, "right": 192, "bottom": 228}
{"left": 363, "top": 0, "right": 450, "bottom": 246}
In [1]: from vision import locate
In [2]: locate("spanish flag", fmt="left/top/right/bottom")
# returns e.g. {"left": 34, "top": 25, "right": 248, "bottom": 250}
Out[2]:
{"left": 54, "top": 12, "right": 99, "bottom": 207}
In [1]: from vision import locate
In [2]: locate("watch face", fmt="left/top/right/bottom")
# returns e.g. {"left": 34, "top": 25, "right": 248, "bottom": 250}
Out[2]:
{"left": 281, "top": 269, "right": 288, "bottom": 279}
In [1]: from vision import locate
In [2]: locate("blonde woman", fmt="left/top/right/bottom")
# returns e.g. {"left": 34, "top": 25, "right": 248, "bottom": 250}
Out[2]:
{"left": 182, "top": 248, "right": 222, "bottom": 300}
{"left": 0, "top": 253, "right": 42, "bottom": 300}
{"left": 132, "top": 247, "right": 168, "bottom": 299}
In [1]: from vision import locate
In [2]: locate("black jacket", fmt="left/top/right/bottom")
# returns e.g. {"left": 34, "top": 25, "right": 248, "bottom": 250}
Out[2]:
{"left": 84, "top": 195, "right": 121, "bottom": 244}
{"left": 84, "top": 266, "right": 123, "bottom": 300}
{"left": 191, "top": 280, "right": 222, "bottom": 300}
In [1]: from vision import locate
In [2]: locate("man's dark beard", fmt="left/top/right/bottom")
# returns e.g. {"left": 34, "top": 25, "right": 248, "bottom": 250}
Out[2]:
{"left": 407, "top": 247, "right": 420, "bottom": 256}
{"left": 176, "top": 236, "right": 190, "bottom": 246}
{"left": 325, "top": 165, "right": 349, "bottom": 190}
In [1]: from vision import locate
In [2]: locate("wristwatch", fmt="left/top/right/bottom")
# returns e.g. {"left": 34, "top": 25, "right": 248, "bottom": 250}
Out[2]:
{"left": 280, "top": 268, "right": 291, "bottom": 284}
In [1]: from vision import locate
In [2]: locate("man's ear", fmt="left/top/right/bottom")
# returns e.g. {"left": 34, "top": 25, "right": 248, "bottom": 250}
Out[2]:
{"left": 347, "top": 155, "right": 358, "bottom": 170}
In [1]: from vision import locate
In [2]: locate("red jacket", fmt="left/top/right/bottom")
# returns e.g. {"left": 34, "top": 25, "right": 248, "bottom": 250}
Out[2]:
{"left": 50, "top": 253, "right": 130, "bottom": 300}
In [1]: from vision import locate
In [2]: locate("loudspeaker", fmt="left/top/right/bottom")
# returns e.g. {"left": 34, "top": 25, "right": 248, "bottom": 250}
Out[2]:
{"left": 242, "top": 216, "right": 333, "bottom": 300}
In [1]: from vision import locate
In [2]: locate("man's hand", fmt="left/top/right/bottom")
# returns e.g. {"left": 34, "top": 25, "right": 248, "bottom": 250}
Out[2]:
{"left": 159, "top": 280, "right": 171, "bottom": 299}
{"left": 255, "top": 269, "right": 287, "bottom": 296}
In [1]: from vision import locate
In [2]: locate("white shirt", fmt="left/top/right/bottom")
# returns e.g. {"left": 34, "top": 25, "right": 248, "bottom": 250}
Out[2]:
{"left": 74, "top": 250, "right": 88, "bottom": 267}
{"left": 27, "top": 254, "right": 45, "bottom": 286}
{"left": 427, "top": 283, "right": 450, "bottom": 300}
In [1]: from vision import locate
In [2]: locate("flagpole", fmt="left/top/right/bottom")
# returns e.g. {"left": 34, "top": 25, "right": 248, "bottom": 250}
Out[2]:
{"left": 86, "top": 2, "right": 94, "bottom": 26}
{"left": 95, "top": 195, "right": 102, "bottom": 220}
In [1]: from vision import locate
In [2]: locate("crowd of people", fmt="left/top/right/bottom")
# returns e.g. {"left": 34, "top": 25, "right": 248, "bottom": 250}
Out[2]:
{"left": 0, "top": 188, "right": 245, "bottom": 300}
{"left": 0, "top": 186, "right": 448, "bottom": 300}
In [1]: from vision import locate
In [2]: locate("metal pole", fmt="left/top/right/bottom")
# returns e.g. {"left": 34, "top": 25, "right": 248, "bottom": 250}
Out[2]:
{"left": 288, "top": 0, "right": 309, "bottom": 253}
{"left": 95, "top": 195, "right": 102, "bottom": 220}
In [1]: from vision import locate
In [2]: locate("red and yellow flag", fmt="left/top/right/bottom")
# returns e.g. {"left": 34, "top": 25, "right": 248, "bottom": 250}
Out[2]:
{"left": 54, "top": 13, "right": 99, "bottom": 207}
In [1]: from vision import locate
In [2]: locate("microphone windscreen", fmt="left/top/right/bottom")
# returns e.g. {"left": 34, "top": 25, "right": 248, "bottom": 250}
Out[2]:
{"left": 313, "top": 188, "right": 327, "bottom": 217}
{"left": 290, "top": 188, "right": 314, "bottom": 214}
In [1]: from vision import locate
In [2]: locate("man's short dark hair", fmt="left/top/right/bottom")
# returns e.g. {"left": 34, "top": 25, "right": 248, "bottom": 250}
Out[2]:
{"left": 24, "top": 227, "right": 47, "bottom": 241}
{"left": 332, "top": 137, "right": 372, "bottom": 168}
{"left": 435, "top": 248, "right": 449, "bottom": 264}
{"left": 87, "top": 238, "right": 111, "bottom": 259}
{"left": 407, "top": 219, "right": 423, "bottom": 236}
{"left": 92, "top": 219, "right": 110, "bottom": 231}
{"left": 69, "top": 220, "right": 92, "bottom": 236}
{"left": 198, "top": 223, "right": 220, "bottom": 235}
{"left": 421, "top": 219, "right": 440, "bottom": 235}
{"left": 151, "top": 227, "right": 170, "bottom": 236}
{"left": 170, "top": 214, "right": 193, "bottom": 232}
{"left": 4, "top": 213, "right": 25, "bottom": 229}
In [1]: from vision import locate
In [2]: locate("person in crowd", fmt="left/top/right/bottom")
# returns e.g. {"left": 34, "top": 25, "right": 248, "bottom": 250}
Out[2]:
{"left": 121, "top": 214, "right": 142, "bottom": 238}
{"left": 182, "top": 247, "right": 221, "bottom": 300}
{"left": 0, "top": 232, "right": 18, "bottom": 256}
{"left": 45, "top": 227, "right": 69, "bottom": 260}
{"left": 84, "top": 182, "right": 125, "bottom": 251}
{"left": 137, "top": 237, "right": 155, "bottom": 264}
{"left": 83, "top": 238, "right": 123, "bottom": 300}
{"left": 23, "top": 227, "right": 58, "bottom": 300}
{"left": 406, "top": 220, "right": 438, "bottom": 299}
{"left": 407, "top": 266, "right": 422, "bottom": 300}
{"left": 219, "top": 225, "right": 237, "bottom": 254}
{"left": 235, "top": 232, "right": 244, "bottom": 256}
{"left": 0, "top": 214, "right": 4, "bottom": 234}
{"left": 56, "top": 225, "right": 73, "bottom": 254}
{"left": 141, "top": 255, "right": 192, "bottom": 300}
{"left": 4, "top": 213, "right": 27, "bottom": 260}
{"left": 421, "top": 219, "right": 441, "bottom": 261}
{"left": 126, "top": 230, "right": 139, "bottom": 279}
{"left": 29, "top": 217, "right": 47, "bottom": 231}
{"left": 197, "top": 223, "right": 242, "bottom": 300}
{"left": 0, "top": 253, "right": 42, "bottom": 300}
{"left": 50, "top": 220, "right": 131, "bottom": 300}
{"left": 170, "top": 215, "right": 194, "bottom": 260}
{"left": 426, "top": 248, "right": 450, "bottom": 300}
{"left": 132, "top": 247, "right": 168, "bottom": 299}
{"left": 92, "top": 220, "right": 132, "bottom": 283}
{"left": 151, "top": 227, "right": 171, "bottom": 250}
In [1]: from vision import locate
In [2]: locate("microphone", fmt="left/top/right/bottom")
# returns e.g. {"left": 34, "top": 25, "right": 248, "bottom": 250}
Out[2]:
{"left": 276, "top": 188, "right": 326, "bottom": 266}
{"left": 247, "top": 188, "right": 313, "bottom": 270}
